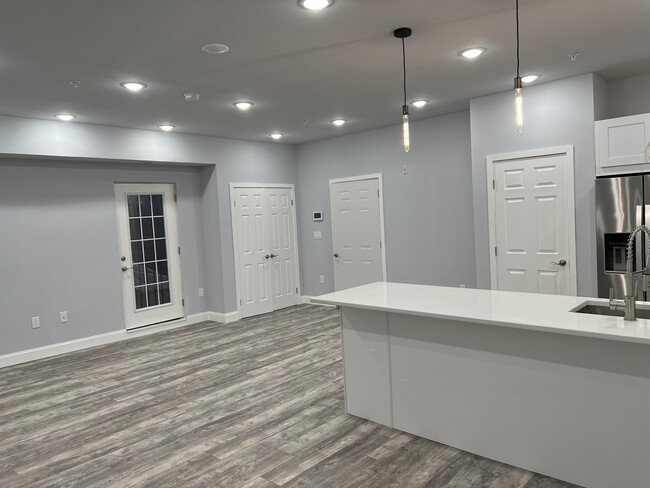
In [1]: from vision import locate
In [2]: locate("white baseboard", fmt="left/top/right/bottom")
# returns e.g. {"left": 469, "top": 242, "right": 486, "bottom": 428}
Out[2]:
{"left": 0, "top": 312, "right": 215, "bottom": 369}
{"left": 209, "top": 311, "right": 241, "bottom": 324}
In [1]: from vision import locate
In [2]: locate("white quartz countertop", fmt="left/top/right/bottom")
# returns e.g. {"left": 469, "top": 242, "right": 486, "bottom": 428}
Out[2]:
{"left": 312, "top": 282, "right": 650, "bottom": 346}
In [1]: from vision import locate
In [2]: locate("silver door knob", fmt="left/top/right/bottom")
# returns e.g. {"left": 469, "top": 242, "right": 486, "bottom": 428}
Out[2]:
{"left": 265, "top": 254, "right": 270, "bottom": 260}
{"left": 270, "top": 253, "right": 278, "bottom": 258}
{"left": 120, "top": 256, "right": 127, "bottom": 262}
{"left": 333, "top": 253, "right": 339, "bottom": 258}
{"left": 552, "top": 259, "right": 567, "bottom": 266}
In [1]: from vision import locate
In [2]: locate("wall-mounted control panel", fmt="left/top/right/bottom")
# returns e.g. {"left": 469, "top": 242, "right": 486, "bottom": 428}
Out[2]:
{"left": 313, "top": 211, "right": 323, "bottom": 221}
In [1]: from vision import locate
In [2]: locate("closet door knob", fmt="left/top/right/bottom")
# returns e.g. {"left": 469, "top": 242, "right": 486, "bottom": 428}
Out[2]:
{"left": 333, "top": 253, "right": 339, "bottom": 258}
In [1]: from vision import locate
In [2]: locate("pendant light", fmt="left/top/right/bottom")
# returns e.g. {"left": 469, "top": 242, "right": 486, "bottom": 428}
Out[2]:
{"left": 514, "top": 0, "right": 523, "bottom": 132}
{"left": 394, "top": 27, "right": 412, "bottom": 153}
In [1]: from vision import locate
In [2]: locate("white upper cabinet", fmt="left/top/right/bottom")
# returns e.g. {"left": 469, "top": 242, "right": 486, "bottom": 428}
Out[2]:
{"left": 596, "top": 114, "right": 650, "bottom": 176}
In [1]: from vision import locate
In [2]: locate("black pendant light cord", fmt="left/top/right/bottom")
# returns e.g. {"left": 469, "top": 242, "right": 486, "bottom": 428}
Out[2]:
{"left": 515, "top": 0, "right": 520, "bottom": 79}
{"left": 402, "top": 37, "right": 408, "bottom": 108}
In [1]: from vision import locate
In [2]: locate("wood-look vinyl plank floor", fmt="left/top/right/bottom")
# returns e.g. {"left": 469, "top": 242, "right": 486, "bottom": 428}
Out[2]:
{"left": 0, "top": 304, "right": 581, "bottom": 488}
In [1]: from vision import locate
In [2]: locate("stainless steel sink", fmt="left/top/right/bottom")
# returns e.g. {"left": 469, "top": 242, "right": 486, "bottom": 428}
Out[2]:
{"left": 572, "top": 302, "right": 650, "bottom": 319}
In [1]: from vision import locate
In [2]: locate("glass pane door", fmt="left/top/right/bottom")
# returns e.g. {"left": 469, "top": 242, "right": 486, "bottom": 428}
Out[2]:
{"left": 127, "top": 193, "right": 172, "bottom": 310}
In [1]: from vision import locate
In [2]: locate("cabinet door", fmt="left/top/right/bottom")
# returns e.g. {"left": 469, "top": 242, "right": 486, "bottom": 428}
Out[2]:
{"left": 596, "top": 114, "right": 650, "bottom": 176}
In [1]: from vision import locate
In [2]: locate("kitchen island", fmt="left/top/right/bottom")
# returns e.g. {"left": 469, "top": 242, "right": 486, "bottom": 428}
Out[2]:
{"left": 312, "top": 282, "right": 650, "bottom": 488}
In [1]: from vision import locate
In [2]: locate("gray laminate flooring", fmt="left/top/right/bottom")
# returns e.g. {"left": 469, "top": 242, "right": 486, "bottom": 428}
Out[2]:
{"left": 0, "top": 305, "right": 581, "bottom": 488}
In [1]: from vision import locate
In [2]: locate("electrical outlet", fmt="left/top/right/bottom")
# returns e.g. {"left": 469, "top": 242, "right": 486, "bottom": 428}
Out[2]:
{"left": 198, "top": 288, "right": 205, "bottom": 298}
{"left": 402, "top": 164, "right": 408, "bottom": 174}
{"left": 320, "top": 275, "right": 325, "bottom": 284}
{"left": 31, "top": 316, "right": 40, "bottom": 329}
{"left": 59, "top": 311, "right": 68, "bottom": 323}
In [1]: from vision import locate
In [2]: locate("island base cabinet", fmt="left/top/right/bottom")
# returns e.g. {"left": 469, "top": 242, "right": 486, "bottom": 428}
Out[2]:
{"left": 340, "top": 308, "right": 392, "bottom": 426}
{"left": 387, "top": 313, "right": 650, "bottom": 488}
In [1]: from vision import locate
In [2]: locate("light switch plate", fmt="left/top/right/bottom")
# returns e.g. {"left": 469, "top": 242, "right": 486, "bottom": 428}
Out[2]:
{"left": 198, "top": 288, "right": 205, "bottom": 298}
{"left": 313, "top": 231, "right": 322, "bottom": 240}
{"left": 31, "top": 316, "right": 40, "bottom": 329}
{"left": 320, "top": 275, "right": 325, "bottom": 284}
{"left": 59, "top": 311, "right": 68, "bottom": 323}
{"left": 402, "top": 164, "right": 408, "bottom": 174}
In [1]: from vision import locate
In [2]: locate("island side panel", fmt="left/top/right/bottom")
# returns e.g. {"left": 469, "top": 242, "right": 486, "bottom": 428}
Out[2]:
{"left": 340, "top": 307, "right": 392, "bottom": 426}
{"left": 388, "top": 312, "right": 650, "bottom": 488}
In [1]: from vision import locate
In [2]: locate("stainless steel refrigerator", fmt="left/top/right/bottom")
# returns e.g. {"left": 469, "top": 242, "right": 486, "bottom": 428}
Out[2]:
{"left": 596, "top": 175, "right": 650, "bottom": 300}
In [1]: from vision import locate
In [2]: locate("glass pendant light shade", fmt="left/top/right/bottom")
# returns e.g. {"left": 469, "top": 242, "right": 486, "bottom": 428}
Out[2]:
{"left": 513, "top": 0, "right": 524, "bottom": 133}
{"left": 514, "top": 77, "right": 523, "bottom": 133}
{"left": 402, "top": 105, "right": 410, "bottom": 153}
{"left": 394, "top": 27, "right": 413, "bottom": 153}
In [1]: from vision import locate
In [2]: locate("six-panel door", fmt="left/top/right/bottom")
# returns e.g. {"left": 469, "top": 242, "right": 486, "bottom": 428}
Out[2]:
{"left": 493, "top": 154, "right": 573, "bottom": 295}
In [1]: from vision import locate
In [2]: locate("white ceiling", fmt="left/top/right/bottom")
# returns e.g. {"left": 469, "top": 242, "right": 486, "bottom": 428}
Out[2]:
{"left": 1, "top": 0, "right": 650, "bottom": 144}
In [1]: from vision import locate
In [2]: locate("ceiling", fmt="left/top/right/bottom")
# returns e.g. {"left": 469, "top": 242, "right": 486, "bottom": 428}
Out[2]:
{"left": 1, "top": 0, "right": 650, "bottom": 144}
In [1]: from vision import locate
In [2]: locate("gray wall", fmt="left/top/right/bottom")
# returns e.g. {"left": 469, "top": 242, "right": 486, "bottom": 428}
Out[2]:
{"left": 296, "top": 111, "right": 476, "bottom": 296}
{"left": 606, "top": 72, "right": 650, "bottom": 119}
{"left": 470, "top": 73, "right": 598, "bottom": 297}
{"left": 0, "top": 160, "right": 206, "bottom": 356}
{"left": 0, "top": 116, "right": 296, "bottom": 356}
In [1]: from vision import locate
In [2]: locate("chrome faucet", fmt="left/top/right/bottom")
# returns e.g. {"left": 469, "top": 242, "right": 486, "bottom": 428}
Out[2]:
{"left": 609, "top": 224, "right": 650, "bottom": 320}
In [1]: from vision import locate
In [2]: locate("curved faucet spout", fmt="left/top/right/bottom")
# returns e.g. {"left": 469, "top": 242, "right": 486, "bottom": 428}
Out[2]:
{"left": 619, "top": 225, "right": 650, "bottom": 321}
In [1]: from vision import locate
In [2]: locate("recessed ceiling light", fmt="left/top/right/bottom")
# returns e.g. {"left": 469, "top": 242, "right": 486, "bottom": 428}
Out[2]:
{"left": 234, "top": 102, "right": 254, "bottom": 111}
{"left": 298, "top": 0, "right": 334, "bottom": 10}
{"left": 270, "top": 133, "right": 283, "bottom": 140}
{"left": 55, "top": 113, "right": 76, "bottom": 121}
{"left": 121, "top": 81, "right": 147, "bottom": 92}
{"left": 201, "top": 43, "right": 230, "bottom": 54}
{"left": 521, "top": 74, "right": 540, "bottom": 83}
{"left": 331, "top": 119, "right": 346, "bottom": 127}
{"left": 459, "top": 48, "right": 486, "bottom": 59}
{"left": 184, "top": 93, "right": 200, "bottom": 102}
{"left": 158, "top": 125, "right": 175, "bottom": 132}
{"left": 411, "top": 100, "right": 429, "bottom": 108}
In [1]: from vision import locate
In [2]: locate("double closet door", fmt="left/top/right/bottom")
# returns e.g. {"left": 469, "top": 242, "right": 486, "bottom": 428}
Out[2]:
{"left": 231, "top": 186, "right": 300, "bottom": 318}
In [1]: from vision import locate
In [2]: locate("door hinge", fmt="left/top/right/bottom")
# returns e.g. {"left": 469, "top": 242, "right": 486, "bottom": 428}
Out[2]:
{"left": 296, "top": 287, "right": 299, "bottom": 294}
{"left": 174, "top": 193, "right": 177, "bottom": 203}
{"left": 240, "top": 299, "right": 242, "bottom": 306}
{"left": 492, "top": 179, "right": 495, "bottom": 190}
{"left": 178, "top": 246, "right": 181, "bottom": 255}
{"left": 495, "top": 246, "right": 498, "bottom": 257}
{"left": 291, "top": 199, "right": 294, "bottom": 206}
{"left": 377, "top": 189, "right": 380, "bottom": 197}
{"left": 380, "top": 241, "right": 382, "bottom": 249}
{"left": 234, "top": 201, "right": 237, "bottom": 207}
{"left": 182, "top": 298, "right": 185, "bottom": 307}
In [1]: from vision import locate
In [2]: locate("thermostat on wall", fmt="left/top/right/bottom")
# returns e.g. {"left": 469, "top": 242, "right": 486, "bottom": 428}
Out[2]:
{"left": 313, "top": 211, "right": 324, "bottom": 221}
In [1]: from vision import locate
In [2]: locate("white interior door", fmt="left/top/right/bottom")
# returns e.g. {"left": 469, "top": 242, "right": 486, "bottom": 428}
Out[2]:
{"left": 232, "top": 185, "right": 300, "bottom": 319}
{"left": 268, "top": 187, "right": 299, "bottom": 310}
{"left": 488, "top": 148, "right": 577, "bottom": 295}
{"left": 233, "top": 188, "right": 274, "bottom": 318}
{"left": 330, "top": 176, "right": 385, "bottom": 291}
{"left": 115, "top": 183, "right": 184, "bottom": 330}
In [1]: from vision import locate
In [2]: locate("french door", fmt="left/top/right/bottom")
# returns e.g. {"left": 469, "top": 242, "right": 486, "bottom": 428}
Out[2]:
{"left": 231, "top": 185, "right": 300, "bottom": 319}
{"left": 115, "top": 183, "right": 184, "bottom": 330}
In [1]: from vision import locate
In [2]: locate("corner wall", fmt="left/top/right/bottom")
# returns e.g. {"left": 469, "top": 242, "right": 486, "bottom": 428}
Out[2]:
{"left": 470, "top": 73, "right": 598, "bottom": 296}
{"left": 296, "top": 111, "right": 477, "bottom": 296}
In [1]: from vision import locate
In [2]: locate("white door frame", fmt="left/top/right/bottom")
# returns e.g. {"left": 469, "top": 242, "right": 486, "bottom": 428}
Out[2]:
{"left": 486, "top": 145, "right": 578, "bottom": 295}
{"left": 329, "top": 173, "right": 388, "bottom": 282}
{"left": 115, "top": 182, "right": 185, "bottom": 330}
{"left": 229, "top": 183, "right": 302, "bottom": 316}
